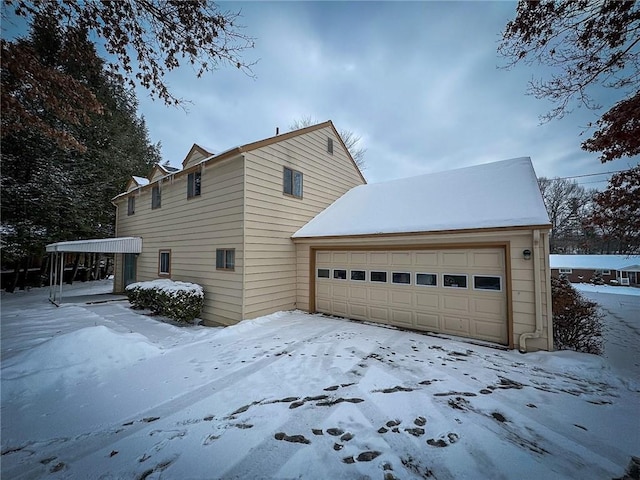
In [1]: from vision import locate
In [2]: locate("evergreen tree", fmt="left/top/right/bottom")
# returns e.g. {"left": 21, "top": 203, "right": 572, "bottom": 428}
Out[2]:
{"left": 1, "top": 18, "right": 161, "bottom": 282}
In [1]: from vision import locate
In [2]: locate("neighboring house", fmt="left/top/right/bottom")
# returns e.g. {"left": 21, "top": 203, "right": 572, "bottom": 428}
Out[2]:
{"left": 113, "top": 122, "right": 553, "bottom": 352}
{"left": 550, "top": 255, "right": 640, "bottom": 286}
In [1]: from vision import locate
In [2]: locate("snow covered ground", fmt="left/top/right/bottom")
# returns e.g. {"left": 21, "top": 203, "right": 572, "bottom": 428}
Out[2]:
{"left": 1, "top": 280, "right": 638, "bottom": 479}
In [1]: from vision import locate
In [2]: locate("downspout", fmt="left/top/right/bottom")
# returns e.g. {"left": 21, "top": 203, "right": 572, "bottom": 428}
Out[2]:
{"left": 519, "top": 229, "right": 543, "bottom": 352}
{"left": 112, "top": 200, "right": 119, "bottom": 294}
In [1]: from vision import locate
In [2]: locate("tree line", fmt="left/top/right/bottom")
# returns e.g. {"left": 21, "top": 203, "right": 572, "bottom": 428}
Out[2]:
{"left": 538, "top": 167, "right": 639, "bottom": 255}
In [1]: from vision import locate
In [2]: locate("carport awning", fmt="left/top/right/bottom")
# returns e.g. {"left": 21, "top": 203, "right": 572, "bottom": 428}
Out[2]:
{"left": 46, "top": 237, "right": 142, "bottom": 253}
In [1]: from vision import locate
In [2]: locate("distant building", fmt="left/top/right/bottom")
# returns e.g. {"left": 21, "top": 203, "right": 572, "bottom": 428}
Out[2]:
{"left": 550, "top": 255, "right": 640, "bottom": 286}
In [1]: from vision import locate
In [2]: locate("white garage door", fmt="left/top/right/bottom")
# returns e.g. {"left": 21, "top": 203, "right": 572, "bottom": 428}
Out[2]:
{"left": 315, "top": 248, "right": 508, "bottom": 345}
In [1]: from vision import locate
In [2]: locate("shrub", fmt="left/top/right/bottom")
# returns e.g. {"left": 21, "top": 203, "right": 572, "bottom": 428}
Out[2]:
{"left": 125, "top": 279, "right": 204, "bottom": 323}
{"left": 552, "top": 276, "right": 603, "bottom": 355}
{"left": 590, "top": 271, "right": 605, "bottom": 285}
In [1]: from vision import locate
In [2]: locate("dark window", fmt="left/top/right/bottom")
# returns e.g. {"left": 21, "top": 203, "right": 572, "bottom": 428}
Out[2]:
{"left": 370, "top": 271, "right": 387, "bottom": 283}
{"left": 416, "top": 273, "right": 437, "bottom": 286}
{"left": 351, "top": 270, "right": 366, "bottom": 281}
{"left": 327, "top": 137, "right": 334, "bottom": 154}
{"left": 392, "top": 272, "right": 411, "bottom": 284}
{"left": 474, "top": 276, "right": 502, "bottom": 291}
{"left": 443, "top": 274, "right": 467, "bottom": 288}
{"left": 317, "top": 268, "right": 330, "bottom": 278}
{"left": 127, "top": 196, "right": 135, "bottom": 215}
{"left": 333, "top": 269, "right": 347, "bottom": 280}
{"left": 158, "top": 250, "right": 171, "bottom": 276}
{"left": 283, "top": 167, "right": 303, "bottom": 198}
{"left": 152, "top": 185, "right": 161, "bottom": 209}
{"left": 216, "top": 249, "right": 235, "bottom": 270}
{"left": 187, "top": 171, "right": 201, "bottom": 198}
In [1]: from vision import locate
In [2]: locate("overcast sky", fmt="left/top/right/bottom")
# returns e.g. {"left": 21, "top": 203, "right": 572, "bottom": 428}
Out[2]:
{"left": 5, "top": 1, "right": 639, "bottom": 189}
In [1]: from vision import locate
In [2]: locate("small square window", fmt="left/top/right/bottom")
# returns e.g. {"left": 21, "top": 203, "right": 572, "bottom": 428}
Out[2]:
{"left": 473, "top": 275, "right": 501, "bottom": 291}
{"left": 216, "top": 249, "right": 235, "bottom": 270}
{"left": 559, "top": 268, "right": 572, "bottom": 274}
{"left": 392, "top": 272, "right": 411, "bottom": 285}
{"left": 333, "top": 269, "right": 347, "bottom": 280}
{"left": 152, "top": 185, "right": 161, "bottom": 209}
{"left": 327, "top": 137, "right": 334, "bottom": 154}
{"left": 370, "top": 271, "right": 387, "bottom": 283}
{"left": 158, "top": 250, "right": 171, "bottom": 276}
{"left": 127, "top": 196, "right": 135, "bottom": 215}
{"left": 351, "top": 270, "right": 366, "bottom": 281}
{"left": 443, "top": 274, "right": 467, "bottom": 288}
{"left": 283, "top": 167, "right": 303, "bottom": 198}
{"left": 416, "top": 273, "right": 437, "bottom": 286}
{"left": 317, "top": 268, "right": 330, "bottom": 278}
{"left": 187, "top": 171, "right": 201, "bottom": 198}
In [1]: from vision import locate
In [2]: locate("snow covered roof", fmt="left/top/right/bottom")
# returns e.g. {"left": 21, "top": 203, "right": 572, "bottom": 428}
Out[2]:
{"left": 293, "top": 157, "right": 550, "bottom": 238}
{"left": 132, "top": 176, "right": 149, "bottom": 187}
{"left": 550, "top": 255, "right": 640, "bottom": 271}
{"left": 46, "top": 237, "right": 142, "bottom": 253}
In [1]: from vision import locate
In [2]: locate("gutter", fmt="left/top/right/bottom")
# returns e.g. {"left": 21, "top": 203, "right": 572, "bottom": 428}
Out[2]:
{"left": 519, "top": 229, "right": 543, "bottom": 352}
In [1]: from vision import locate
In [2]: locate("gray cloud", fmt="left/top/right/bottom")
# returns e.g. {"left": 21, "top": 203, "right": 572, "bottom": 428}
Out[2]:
{"left": 134, "top": 1, "right": 637, "bottom": 188}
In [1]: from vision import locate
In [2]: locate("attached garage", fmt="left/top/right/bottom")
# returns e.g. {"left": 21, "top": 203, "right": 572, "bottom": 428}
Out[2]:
{"left": 314, "top": 247, "right": 509, "bottom": 344}
{"left": 293, "top": 158, "right": 554, "bottom": 352}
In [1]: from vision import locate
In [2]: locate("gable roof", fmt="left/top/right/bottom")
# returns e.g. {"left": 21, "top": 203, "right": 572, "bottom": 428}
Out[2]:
{"left": 550, "top": 255, "right": 640, "bottom": 271}
{"left": 181, "top": 144, "right": 214, "bottom": 169}
{"left": 149, "top": 163, "right": 181, "bottom": 182}
{"left": 187, "top": 121, "right": 366, "bottom": 184}
{"left": 114, "top": 120, "right": 366, "bottom": 202}
{"left": 125, "top": 176, "right": 150, "bottom": 192}
{"left": 293, "top": 157, "right": 550, "bottom": 238}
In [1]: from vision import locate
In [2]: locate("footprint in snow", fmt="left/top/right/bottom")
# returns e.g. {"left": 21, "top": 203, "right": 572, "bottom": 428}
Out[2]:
{"left": 427, "top": 433, "right": 459, "bottom": 447}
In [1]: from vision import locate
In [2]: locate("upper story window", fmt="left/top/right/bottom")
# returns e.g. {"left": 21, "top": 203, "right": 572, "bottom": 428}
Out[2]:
{"left": 283, "top": 167, "right": 303, "bottom": 199}
{"left": 187, "top": 171, "right": 201, "bottom": 198}
{"left": 559, "top": 268, "right": 572, "bottom": 274}
{"left": 152, "top": 185, "right": 161, "bottom": 209}
{"left": 127, "top": 196, "right": 135, "bottom": 216}
{"left": 327, "top": 137, "right": 334, "bottom": 154}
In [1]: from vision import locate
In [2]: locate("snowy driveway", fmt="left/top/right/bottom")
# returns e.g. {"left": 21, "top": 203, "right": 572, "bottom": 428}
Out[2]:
{"left": 1, "top": 281, "right": 639, "bottom": 479}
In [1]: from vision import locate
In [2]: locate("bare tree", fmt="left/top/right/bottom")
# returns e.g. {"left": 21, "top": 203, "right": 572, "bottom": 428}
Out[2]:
{"left": 538, "top": 177, "right": 594, "bottom": 253}
{"left": 290, "top": 116, "right": 367, "bottom": 171}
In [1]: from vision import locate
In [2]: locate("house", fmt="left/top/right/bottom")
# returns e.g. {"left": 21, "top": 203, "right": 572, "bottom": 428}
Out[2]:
{"left": 113, "top": 121, "right": 366, "bottom": 325}
{"left": 550, "top": 255, "right": 640, "bottom": 286}
{"left": 112, "top": 122, "right": 553, "bottom": 352}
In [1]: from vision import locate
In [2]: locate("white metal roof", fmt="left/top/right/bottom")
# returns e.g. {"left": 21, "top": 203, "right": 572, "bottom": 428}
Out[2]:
{"left": 293, "top": 157, "right": 550, "bottom": 238}
{"left": 550, "top": 255, "right": 640, "bottom": 271}
{"left": 46, "top": 237, "right": 142, "bottom": 253}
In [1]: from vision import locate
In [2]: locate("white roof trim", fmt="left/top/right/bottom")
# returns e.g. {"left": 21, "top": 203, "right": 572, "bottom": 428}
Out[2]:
{"left": 550, "top": 254, "right": 640, "bottom": 271}
{"left": 46, "top": 237, "right": 142, "bottom": 253}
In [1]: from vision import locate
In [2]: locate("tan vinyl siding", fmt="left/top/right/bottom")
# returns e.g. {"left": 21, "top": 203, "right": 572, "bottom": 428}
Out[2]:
{"left": 115, "top": 156, "right": 245, "bottom": 326}
{"left": 243, "top": 126, "right": 365, "bottom": 319}
{"left": 294, "top": 229, "right": 552, "bottom": 351}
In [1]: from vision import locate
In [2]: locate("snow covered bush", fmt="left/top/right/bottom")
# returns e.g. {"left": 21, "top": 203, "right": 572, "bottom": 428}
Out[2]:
{"left": 551, "top": 276, "right": 603, "bottom": 355}
{"left": 125, "top": 279, "right": 204, "bottom": 323}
